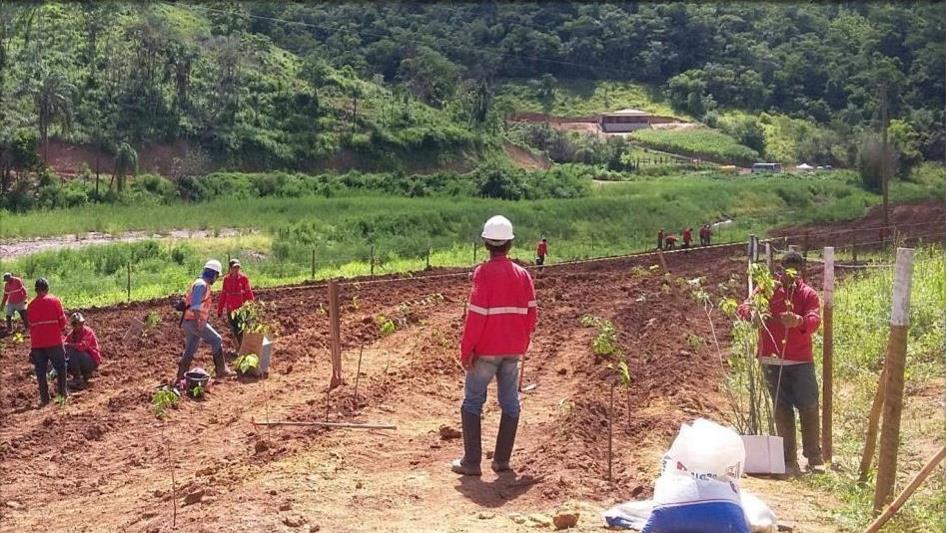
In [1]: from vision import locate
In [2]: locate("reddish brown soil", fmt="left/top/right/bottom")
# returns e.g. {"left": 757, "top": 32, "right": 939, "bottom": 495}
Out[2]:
{"left": 0, "top": 206, "right": 942, "bottom": 532}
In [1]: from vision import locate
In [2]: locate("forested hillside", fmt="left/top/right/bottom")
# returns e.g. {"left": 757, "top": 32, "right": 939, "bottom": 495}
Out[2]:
{"left": 0, "top": 1, "right": 943, "bottom": 176}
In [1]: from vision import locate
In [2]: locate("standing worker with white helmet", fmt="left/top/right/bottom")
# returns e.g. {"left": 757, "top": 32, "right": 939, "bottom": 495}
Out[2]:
{"left": 175, "top": 259, "right": 232, "bottom": 382}
{"left": 452, "top": 215, "right": 538, "bottom": 476}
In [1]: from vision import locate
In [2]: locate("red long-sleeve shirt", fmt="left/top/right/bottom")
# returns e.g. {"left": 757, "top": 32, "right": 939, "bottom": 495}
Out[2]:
{"left": 217, "top": 272, "right": 254, "bottom": 316}
{"left": 27, "top": 294, "right": 67, "bottom": 349}
{"left": 3, "top": 277, "right": 27, "bottom": 305}
{"left": 460, "top": 255, "right": 537, "bottom": 364}
{"left": 738, "top": 280, "right": 821, "bottom": 363}
{"left": 65, "top": 325, "right": 101, "bottom": 365}
{"left": 682, "top": 229, "right": 692, "bottom": 244}
{"left": 536, "top": 241, "right": 548, "bottom": 257}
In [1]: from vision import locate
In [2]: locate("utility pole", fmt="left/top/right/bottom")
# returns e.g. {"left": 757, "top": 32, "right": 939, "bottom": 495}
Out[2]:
{"left": 880, "top": 83, "right": 890, "bottom": 244}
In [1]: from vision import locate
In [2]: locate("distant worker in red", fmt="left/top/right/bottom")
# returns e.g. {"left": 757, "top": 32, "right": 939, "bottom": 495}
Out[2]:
{"left": 738, "top": 251, "right": 824, "bottom": 476}
{"left": 64, "top": 312, "right": 101, "bottom": 389}
{"left": 2, "top": 272, "right": 29, "bottom": 333}
{"left": 452, "top": 215, "right": 538, "bottom": 476}
{"left": 657, "top": 229, "right": 665, "bottom": 250}
{"left": 699, "top": 224, "right": 712, "bottom": 246}
{"left": 682, "top": 227, "right": 693, "bottom": 249}
{"left": 536, "top": 236, "right": 549, "bottom": 271}
{"left": 664, "top": 233, "right": 678, "bottom": 249}
{"left": 27, "top": 278, "right": 68, "bottom": 406}
{"left": 217, "top": 259, "right": 255, "bottom": 347}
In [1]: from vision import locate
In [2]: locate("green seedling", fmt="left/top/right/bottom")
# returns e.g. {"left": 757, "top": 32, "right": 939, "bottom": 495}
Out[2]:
{"left": 376, "top": 315, "right": 397, "bottom": 336}
{"left": 144, "top": 311, "right": 161, "bottom": 330}
{"left": 152, "top": 388, "right": 180, "bottom": 419}
{"left": 191, "top": 383, "right": 205, "bottom": 399}
{"left": 235, "top": 353, "right": 260, "bottom": 375}
{"left": 53, "top": 394, "right": 67, "bottom": 407}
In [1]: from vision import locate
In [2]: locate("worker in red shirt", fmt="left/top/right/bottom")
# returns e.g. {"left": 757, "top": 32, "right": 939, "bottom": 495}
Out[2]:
{"left": 26, "top": 278, "right": 68, "bottom": 406}
{"left": 64, "top": 312, "right": 101, "bottom": 389}
{"left": 176, "top": 259, "right": 230, "bottom": 382}
{"left": 217, "top": 259, "right": 255, "bottom": 347}
{"left": 682, "top": 227, "right": 693, "bottom": 249}
{"left": 2, "top": 272, "right": 29, "bottom": 332}
{"left": 535, "top": 237, "right": 549, "bottom": 271}
{"left": 664, "top": 234, "right": 678, "bottom": 249}
{"left": 452, "top": 215, "right": 538, "bottom": 476}
{"left": 699, "top": 225, "right": 710, "bottom": 246}
{"left": 657, "top": 229, "right": 665, "bottom": 250}
{"left": 738, "top": 251, "right": 823, "bottom": 476}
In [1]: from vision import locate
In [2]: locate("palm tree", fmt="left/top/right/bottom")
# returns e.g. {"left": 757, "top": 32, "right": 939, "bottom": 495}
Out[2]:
{"left": 112, "top": 142, "right": 138, "bottom": 193}
{"left": 32, "top": 70, "right": 76, "bottom": 163}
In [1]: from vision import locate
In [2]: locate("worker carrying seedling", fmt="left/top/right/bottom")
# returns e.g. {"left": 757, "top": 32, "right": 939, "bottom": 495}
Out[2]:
{"left": 452, "top": 215, "right": 538, "bottom": 476}
{"left": 175, "top": 259, "right": 231, "bottom": 382}
{"left": 738, "top": 250, "right": 824, "bottom": 476}
{"left": 217, "top": 259, "right": 255, "bottom": 347}
{"left": 27, "top": 278, "right": 68, "bottom": 407}
{"left": 682, "top": 227, "right": 693, "bottom": 249}
{"left": 64, "top": 312, "right": 101, "bottom": 390}
{"left": 2, "top": 272, "right": 29, "bottom": 333}
{"left": 535, "top": 237, "right": 549, "bottom": 270}
{"left": 657, "top": 229, "right": 665, "bottom": 250}
{"left": 664, "top": 234, "right": 678, "bottom": 249}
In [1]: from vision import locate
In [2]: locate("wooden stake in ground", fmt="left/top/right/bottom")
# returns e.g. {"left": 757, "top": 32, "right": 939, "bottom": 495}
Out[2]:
{"left": 765, "top": 241, "right": 773, "bottom": 273}
{"left": 353, "top": 345, "right": 364, "bottom": 405}
{"left": 253, "top": 420, "right": 397, "bottom": 430}
{"left": 859, "top": 367, "right": 887, "bottom": 482}
{"left": 657, "top": 248, "right": 669, "bottom": 274}
{"left": 873, "top": 248, "right": 914, "bottom": 513}
{"left": 866, "top": 445, "right": 945, "bottom": 532}
{"left": 608, "top": 385, "right": 615, "bottom": 482}
{"left": 328, "top": 280, "right": 343, "bottom": 388}
{"left": 821, "top": 247, "right": 834, "bottom": 463}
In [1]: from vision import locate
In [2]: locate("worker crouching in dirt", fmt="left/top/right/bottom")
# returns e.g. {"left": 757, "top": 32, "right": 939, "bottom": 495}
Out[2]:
{"left": 3, "top": 272, "right": 29, "bottom": 333}
{"left": 217, "top": 259, "right": 255, "bottom": 348}
{"left": 64, "top": 313, "right": 101, "bottom": 389}
{"left": 738, "top": 251, "right": 824, "bottom": 476}
{"left": 176, "top": 260, "right": 232, "bottom": 382}
{"left": 27, "top": 278, "right": 68, "bottom": 407}
{"left": 452, "top": 215, "right": 538, "bottom": 476}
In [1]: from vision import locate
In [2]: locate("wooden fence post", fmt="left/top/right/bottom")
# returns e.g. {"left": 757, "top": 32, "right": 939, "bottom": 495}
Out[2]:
{"left": 426, "top": 247, "right": 431, "bottom": 270}
{"left": 328, "top": 280, "right": 343, "bottom": 389}
{"left": 859, "top": 367, "right": 887, "bottom": 481}
{"left": 822, "top": 247, "right": 834, "bottom": 464}
{"left": 873, "top": 248, "right": 914, "bottom": 513}
{"left": 765, "top": 241, "right": 773, "bottom": 273}
{"left": 126, "top": 262, "right": 131, "bottom": 302}
{"left": 311, "top": 249, "right": 316, "bottom": 280}
{"left": 472, "top": 241, "right": 478, "bottom": 264}
{"left": 866, "top": 446, "right": 946, "bottom": 532}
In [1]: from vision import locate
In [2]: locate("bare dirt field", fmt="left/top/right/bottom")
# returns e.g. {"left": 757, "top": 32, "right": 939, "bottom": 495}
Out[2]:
{"left": 0, "top": 205, "right": 942, "bottom": 532}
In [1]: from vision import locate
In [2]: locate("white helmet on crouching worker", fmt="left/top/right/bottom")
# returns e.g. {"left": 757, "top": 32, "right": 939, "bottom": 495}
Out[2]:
{"left": 481, "top": 215, "right": 515, "bottom": 246}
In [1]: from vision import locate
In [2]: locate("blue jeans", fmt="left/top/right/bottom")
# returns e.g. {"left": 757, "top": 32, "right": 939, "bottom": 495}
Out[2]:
{"left": 462, "top": 356, "right": 520, "bottom": 417}
{"left": 181, "top": 319, "right": 222, "bottom": 365}
{"left": 31, "top": 346, "right": 67, "bottom": 402}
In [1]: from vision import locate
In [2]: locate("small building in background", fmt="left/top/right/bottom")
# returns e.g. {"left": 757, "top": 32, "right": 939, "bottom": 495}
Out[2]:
{"left": 751, "top": 162, "right": 782, "bottom": 174}
{"left": 599, "top": 108, "right": 652, "bottom": 133}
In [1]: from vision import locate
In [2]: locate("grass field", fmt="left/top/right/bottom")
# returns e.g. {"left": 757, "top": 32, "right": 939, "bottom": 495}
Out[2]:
{"left": 497, "top": 79, "right": 680, "bottom": 117}
{"left": 631, "top": 128, "right": 760, "bottom": 165}
{"left": 2, "top": 170, "right": 935, "bottom": 309}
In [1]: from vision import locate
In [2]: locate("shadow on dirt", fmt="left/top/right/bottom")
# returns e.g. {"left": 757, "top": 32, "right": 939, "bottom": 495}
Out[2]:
{"left": 454, "top": 471, "right": 542, "bottom": 507}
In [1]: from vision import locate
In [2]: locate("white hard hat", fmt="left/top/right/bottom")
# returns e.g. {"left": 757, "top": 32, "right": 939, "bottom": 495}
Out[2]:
{"left": 481, "top": 215, "right": 515, "bottom": 244}
{"left": 204, "top": 259, "right": 223, "bottom": 273}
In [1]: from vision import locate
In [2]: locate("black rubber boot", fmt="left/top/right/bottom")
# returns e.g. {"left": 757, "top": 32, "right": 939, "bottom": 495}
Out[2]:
{"left": 451, "top": 409, "right": 482, "bottom": 476}
{"left": 491, "top": 413, "right": 520, "bottom": 472}
{"left": 19, "top": 310, "right": 28, "bottom": 331}
{"left": 213, "top": 349, "right": 233, "bottom": 378}
{"left": 799, "top": 406, "right": 825, "bottom": 473}
{"left": 774, "top": 404, "right": 800, "bottom": 477}
{"left": 176, "top": 357, "right": 191, "bottom": 381}
{"left": 5, "top": 316, "right": 11, "bottom": 331}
